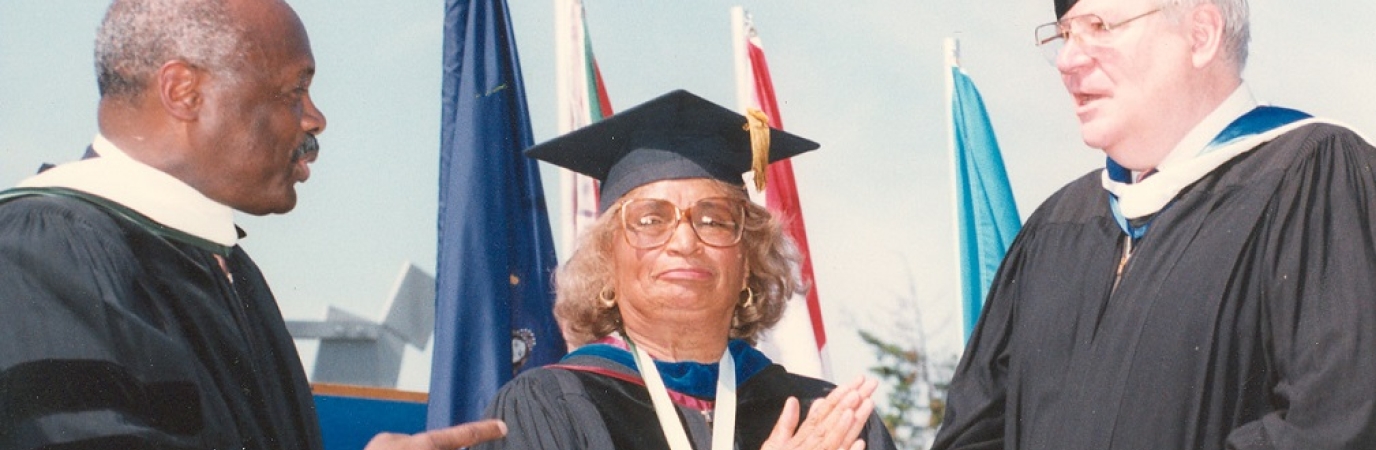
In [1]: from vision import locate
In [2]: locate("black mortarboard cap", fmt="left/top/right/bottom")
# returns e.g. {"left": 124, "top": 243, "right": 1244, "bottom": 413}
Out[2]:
{"left": 524, "top": 89, "right": 820, "bottom": 212}
{"left": 1055, "top": 0, "right": 1077, "bottom": 18}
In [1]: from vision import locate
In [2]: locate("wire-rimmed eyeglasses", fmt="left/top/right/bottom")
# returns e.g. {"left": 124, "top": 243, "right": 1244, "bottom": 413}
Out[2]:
{"left": 617, "top": 197, "right": 746, "bottom": 249}
{"left": 1034, "top": 8, "right": 1163, "bottom": 64}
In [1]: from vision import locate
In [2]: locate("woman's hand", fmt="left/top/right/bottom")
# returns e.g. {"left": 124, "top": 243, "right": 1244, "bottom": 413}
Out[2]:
{"left": 761, "top": 376, "right": 879, "bottom": 450}
{"left": 363, "top": 419, "right": 508, "bottom": 450}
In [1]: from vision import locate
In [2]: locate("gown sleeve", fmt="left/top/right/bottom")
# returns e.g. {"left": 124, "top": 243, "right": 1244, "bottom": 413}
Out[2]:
{"left": 1225, "top": 126, "right": 1376, "bottom": 449}
{"left": 861, "top": 409, "right": 901, "bottom": 450}
{"left": 471, "top": 368, "right": 614, "bottom": 450}
{"left": 928, "top": 219, "right": 1041, "bottom": 450}
{"left": 0, "top": 197, "right": 209, "bottom": 449}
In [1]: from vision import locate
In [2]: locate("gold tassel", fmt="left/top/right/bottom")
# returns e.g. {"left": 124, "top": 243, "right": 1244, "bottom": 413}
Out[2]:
{"left": 744, "top": 108, "right": 771, "bottom": 192}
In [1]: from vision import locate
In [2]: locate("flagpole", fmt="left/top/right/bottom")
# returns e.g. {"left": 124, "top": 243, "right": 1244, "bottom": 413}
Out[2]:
{"left": 945, "top": 37, "right": 971, "bottom": 341}
{"left": 554, "top": 0, "right": 578, "bottom": 258}
{"left": 731, "top": 7, "right": 751, "bottom": 111}
{"left": 732, "top": 8, "right": 831, "bottom": 379}
{"left": 553, "top": 0, "right": 609, "bottom": 259}
{"left": 555, "top": 0, "right": 576, "bottom": 133}
{"left": 730, "top": 6, "right": 764, "bottom": 203}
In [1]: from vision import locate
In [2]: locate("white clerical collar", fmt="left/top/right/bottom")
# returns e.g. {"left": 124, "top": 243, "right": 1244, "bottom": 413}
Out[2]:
{"left": 1104, "top": 84, "right": 1323, "bottom": 220}
{"left": 1153, "top": 84, "right": 1259, "bottom": 172}
{"left": 17, "top": 135, "right": 239, "bottom": 247}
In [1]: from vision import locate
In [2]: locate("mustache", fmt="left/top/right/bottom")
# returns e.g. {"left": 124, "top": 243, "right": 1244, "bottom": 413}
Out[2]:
{"left": 290, "top": 134, "right": 320, "bottom": 163}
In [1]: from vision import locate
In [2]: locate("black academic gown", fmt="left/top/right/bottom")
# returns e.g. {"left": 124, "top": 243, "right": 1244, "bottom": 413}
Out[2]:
{"left": 474, "top": 352, "right": 898, "bottom": 450}
{"left": 0, "top": 191, "right": 322, "bottom": 449}
{"left": 932, "top": 123, "right": 1376, "bottom": 450}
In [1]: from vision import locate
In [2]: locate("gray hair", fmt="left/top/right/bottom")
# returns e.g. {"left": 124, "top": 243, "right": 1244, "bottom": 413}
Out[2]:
{"left": 1162, "top": 0, "right": 1250, "bottom": 70}
{"left": 94, "top": 0, "right": 245, "bottom": 98}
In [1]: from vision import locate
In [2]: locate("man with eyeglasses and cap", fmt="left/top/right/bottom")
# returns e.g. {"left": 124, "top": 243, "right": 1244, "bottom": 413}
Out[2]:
{"left": 933, "top": 0, "right": 1376, "bottom": 449}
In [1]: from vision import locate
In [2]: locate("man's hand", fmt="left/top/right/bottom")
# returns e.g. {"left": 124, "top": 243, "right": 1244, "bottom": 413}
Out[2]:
{"left": 363, "top": 419, "right": 508, "bottom": 450}
{"left": 761, "top": 376, "right": 878, "bottom": 450}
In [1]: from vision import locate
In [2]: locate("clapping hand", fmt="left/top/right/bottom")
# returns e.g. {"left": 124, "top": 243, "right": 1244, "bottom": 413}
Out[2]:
{"left": 761, "top": 376, "right": 879, "bottom": 450}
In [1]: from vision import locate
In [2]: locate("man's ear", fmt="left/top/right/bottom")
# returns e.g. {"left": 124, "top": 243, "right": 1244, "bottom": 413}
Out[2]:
{"left": 157, "top": 60, "right": 202, "bottom": 121}
{"left": 1188, "top": 3, "right": 1226, "bottom": 68}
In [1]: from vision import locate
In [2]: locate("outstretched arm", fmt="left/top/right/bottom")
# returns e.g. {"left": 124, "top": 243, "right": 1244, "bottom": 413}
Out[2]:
{"left": 364, "top": 420, "right": 508, "bottom": 450}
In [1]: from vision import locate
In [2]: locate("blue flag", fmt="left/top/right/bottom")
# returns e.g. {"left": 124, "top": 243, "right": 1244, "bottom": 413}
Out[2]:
{"left": 429, "top": 0, "right": 566, "bottom": 428}
{"left": 950, "top": 66, "right": 1021, "bottom": 342}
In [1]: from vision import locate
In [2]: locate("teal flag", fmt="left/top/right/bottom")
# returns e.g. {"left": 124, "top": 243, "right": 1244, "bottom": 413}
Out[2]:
{"left": 951, "top": 66, "right": 1021, "bottom": 341}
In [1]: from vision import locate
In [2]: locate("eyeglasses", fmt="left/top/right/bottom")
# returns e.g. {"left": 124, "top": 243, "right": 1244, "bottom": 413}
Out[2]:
{"left": 617, "top": 197, "right": 746, "bottom": 249}
{"left": 1034, "top": 7, "right": 1163, "bottom": 64}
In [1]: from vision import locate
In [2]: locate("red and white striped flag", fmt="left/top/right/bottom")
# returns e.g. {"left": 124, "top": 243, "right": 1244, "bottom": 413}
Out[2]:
{"left": 555, "top": 0, "right": 613, "bottom": 250}
{"left": 731, "top": 7, "right": 832, "bottom": 380}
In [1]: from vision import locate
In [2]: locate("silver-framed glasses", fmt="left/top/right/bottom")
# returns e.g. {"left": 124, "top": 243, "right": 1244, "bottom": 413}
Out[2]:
{"left": 1034, "top": 8, "right": 1163, "bottom": 64}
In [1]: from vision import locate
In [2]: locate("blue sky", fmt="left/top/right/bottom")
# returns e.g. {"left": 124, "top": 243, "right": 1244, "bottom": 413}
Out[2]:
{"left": 3, "top": 1, "right": 1373, "bottom": 393}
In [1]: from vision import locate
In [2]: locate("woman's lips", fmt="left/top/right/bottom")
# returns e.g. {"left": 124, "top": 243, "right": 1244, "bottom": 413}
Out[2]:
{"left": 656, "top": 266, "right": 714, "bottom": 281}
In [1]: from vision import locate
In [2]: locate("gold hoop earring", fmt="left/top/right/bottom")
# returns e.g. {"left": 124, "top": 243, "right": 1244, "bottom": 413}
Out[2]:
{"left": 598, "top": 287, "right": 617, "bottom": 309}
{"left": 740, "top": 286, "right": 755, "bottom": 309}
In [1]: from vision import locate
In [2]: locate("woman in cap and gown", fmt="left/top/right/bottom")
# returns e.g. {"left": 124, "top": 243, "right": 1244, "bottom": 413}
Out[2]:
{"left": 472, "top": 90, "right": 897, "bottom": 450}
